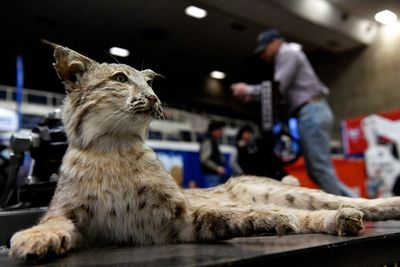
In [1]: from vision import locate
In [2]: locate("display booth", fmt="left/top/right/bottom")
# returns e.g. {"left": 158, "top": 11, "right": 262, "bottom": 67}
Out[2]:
{"left": 147, "top": 140, "right": 234, "bottom": 188}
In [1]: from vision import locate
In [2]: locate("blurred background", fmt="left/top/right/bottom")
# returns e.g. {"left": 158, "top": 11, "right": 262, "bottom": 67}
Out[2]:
{"left": 1, "top": 0, "right": 399, "bottom": 129}
{"left": 1, "top": 0, "right": 400, "bottom": 203}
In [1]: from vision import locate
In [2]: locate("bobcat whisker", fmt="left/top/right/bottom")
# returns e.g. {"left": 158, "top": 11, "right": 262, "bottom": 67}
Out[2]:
{"left": 101, "top": 106, "right": 128, "bottom": 124}
{"left": 132, "top": 99, "right": 146, "bottom": 105}
{"left": 104, "top": 50, "right": 120, "bottom": 64}
{"left": 109, "top": 112, "right": 132, "bottom": 133}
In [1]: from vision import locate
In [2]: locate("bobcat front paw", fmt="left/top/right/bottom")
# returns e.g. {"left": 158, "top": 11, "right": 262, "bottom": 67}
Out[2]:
{"left": 9, "top": 227, "right": 72, "bottom": 261}
{"left": 334, "top": 207, "right": 364, "bottom": 236}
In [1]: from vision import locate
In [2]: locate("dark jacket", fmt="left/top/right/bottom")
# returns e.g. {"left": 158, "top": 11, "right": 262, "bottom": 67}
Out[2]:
{"left": 200, "top": 137, "right": 225, "bottom": 175}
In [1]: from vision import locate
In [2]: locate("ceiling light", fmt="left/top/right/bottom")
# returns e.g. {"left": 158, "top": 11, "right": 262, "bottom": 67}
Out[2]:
{"left": 374, "top": 10, "right": 398, "bottom": 25}
{"left": 109, "top": 47, "right": 130, "bottom": 57}
{"left": 210, "top": 71, "right": 226, "bottom": 79}
{"left": 185, "top": 6, "right": 207, "bottom": 19}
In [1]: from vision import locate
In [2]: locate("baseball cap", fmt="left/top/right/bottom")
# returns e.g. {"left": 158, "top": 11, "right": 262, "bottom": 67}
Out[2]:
{"left": 254, "top": 29, "right": 283, "bottom": 54}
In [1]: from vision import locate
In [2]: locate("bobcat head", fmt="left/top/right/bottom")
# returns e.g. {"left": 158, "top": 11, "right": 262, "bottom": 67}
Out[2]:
{"left": 46, "top": 42, "right": 164, "bottom": 151}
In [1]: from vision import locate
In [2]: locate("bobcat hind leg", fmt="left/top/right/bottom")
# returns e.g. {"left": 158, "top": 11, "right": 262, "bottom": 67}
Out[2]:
{"left": 189, "top": 207, "right": 300, "bottom": 242}
{"left": 292, "top": 206, "right": 364, "bottom": 236}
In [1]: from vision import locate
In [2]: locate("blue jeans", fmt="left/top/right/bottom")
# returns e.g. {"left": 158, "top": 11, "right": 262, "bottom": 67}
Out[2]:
{"left": 204, "top": 174, "right": 222, "bottom": 188}
{"left": 298, "top": 100, "right": 356, "bottom": 197}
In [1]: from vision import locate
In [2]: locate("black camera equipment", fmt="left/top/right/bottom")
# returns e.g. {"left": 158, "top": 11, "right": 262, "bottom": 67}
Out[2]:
{"left": 0, "top": 144, "right": 10, "bottom": 197}
{"left": 0, "top": 110, "right": 68, "bottom": 210}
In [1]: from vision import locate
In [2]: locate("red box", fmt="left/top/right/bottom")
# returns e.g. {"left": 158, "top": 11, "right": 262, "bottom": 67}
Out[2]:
{"left": 284, "top": 156, "right": 368, "bottom": 198}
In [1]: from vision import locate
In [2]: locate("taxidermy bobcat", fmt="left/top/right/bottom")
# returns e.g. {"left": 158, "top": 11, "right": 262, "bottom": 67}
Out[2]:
{"left": 9, "top": 43, "right": 400, "bottom": 261}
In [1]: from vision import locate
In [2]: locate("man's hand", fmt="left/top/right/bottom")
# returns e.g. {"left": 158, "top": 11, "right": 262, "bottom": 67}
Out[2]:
{"left": 231, "top": 83, "right": 254, "bottom": 102}
{"left": 216, "top": 166, "right": 226, "bottom": 176}
{"left": 231, "top": 82, "right": 251, "bottom": 97}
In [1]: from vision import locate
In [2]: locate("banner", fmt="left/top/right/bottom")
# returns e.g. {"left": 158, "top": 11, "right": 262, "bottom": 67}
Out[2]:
{"left": 341, "top": 109, "right": 400, "bottom": 157}
{"left": 16, "top": 55, "right": 24, "bottom": 129}
{"left": 0, "top": 108, "right": 18, "bottom": 132}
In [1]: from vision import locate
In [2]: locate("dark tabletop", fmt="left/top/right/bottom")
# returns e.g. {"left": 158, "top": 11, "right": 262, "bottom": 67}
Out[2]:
{"left": 1, "top": 221, "right": 400, "bottom": 267}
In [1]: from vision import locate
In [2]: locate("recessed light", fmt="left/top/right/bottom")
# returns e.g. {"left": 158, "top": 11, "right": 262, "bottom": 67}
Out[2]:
{"left": 210, "top": 71, "right": 226, "bottom": 79}
{"left": 375, "top": 10, "right": 398, "bottom": 25}
{"left": 185, "top": 6, "right": 207, "bottom": 19}
{"left": 109, "top": 47, "right": 130, "bottom": 57}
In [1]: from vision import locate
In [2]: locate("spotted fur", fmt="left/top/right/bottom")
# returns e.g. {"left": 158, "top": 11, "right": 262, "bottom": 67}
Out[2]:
{"left": 9, "top": 44, "right": 400, "bottom": 261}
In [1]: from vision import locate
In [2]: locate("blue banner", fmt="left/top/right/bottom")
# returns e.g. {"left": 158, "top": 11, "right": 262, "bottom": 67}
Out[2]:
{"left": 16, "top": 55, "right": 24, "bottom": 129}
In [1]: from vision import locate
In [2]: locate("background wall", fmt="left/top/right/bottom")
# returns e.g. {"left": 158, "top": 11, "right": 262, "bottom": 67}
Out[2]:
{"left": 311, "top": 22, "right": 400, "bottom": 139}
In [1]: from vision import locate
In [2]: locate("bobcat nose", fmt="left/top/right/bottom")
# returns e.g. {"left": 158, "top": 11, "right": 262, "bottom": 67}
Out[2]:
{"left": 147, "top": 95, "right": 157, "bottom": 105}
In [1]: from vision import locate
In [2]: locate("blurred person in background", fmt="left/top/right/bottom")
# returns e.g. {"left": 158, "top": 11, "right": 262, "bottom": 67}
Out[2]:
{"left": 234, "top": 125, "right": 263, "bottom": 176}
{"left": 200, "top": 121, "right": 226, "bottom": 187}
{"left": 231, "top": 29, "right": 356, "bottom": 197}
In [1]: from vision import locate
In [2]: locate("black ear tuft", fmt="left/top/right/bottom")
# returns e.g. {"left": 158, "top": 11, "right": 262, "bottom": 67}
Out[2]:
{"left": 141, "top": 69, "right": 165, "bottom": 81}
{"left": 41, "top": 39, "right": 58, "bottom": 49}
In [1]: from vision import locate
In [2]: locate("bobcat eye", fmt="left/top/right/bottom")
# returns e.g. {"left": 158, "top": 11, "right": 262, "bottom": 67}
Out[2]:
{"left": 112, "top": 72, "right": 129, "bottom": 83}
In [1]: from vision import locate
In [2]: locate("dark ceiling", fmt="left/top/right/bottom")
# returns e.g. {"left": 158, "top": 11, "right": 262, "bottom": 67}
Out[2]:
{"left": 1, "top": 0, "right": 399, "bottom": 119}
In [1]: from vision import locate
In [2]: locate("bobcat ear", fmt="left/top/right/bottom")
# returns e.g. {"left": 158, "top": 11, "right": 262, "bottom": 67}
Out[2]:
{"left": 42, "top": 40, "right": 97, "bottom": 91}
{"left": 141, "top": 69, "right": 165, "bottom": 81}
